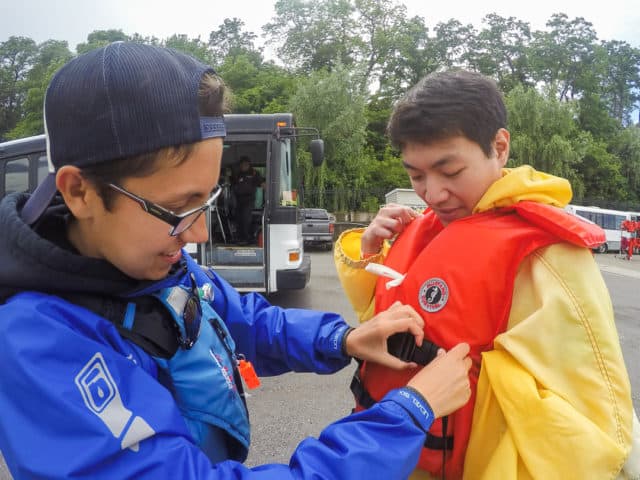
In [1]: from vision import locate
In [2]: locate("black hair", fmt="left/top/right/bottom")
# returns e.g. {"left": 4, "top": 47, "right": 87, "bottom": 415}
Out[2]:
{"left": 387, "top": 70, "right": 506, "bottom": 157}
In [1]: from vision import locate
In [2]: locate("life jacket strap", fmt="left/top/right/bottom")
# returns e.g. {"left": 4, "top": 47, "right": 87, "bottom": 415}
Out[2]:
{"left": 350, "top": 367, "right": 454, "bottom": 451}
{"left": 59, "top": 293, "right": 180, "bottom": 359}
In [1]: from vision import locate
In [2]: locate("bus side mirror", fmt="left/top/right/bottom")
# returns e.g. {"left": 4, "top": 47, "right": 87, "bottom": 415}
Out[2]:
{"left": 310, "top": 139, "right": 324, "bottom": 167}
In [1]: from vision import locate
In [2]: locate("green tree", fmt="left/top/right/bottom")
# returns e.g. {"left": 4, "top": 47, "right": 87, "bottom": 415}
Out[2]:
{"left": 610, "top": 126, "right": 640, "bottom": 201}
{"left": 7, "top": 40, "right": 72, "bottom": 138}
{"left": 265, "top": 0, "right": 416, "bottom": 95}
{"left": 289, "top": 66, "right": 367, "bottom": 210}
{"left": 264, "top": 0, "right": 357, "bottom": 73}
{"left": 349, "top": 0, "right": 414, "bottom": 92}
{"left": 208, "top": 18, "right": 262, "bottom": 66}
{"left": 599, "top": 40, "right": 640, "bottom": 126}
{"left": 579, "top": 140, "right": 628, "bottom": 201}
{"left": 128, "top": 33, "right": 161, "bottom": 46}
{"left": 0, "top": 36, "right": 37, "bottom": 139}
{"left": 363, "top": 145, "right": 411, "bottom": 204}
{"left": 363, "top": 95, "right": 393, "bottom": 159}
{"left": 577, "top": 92, "right": 619, "bottom": 140}
{"left": 465, "top": 14, "right": 532, "bottom": 92}
{"left": 529, "top": 14, "right": 598, "bottom": 102}
{"left": 164, "top": 34, "right": 212, "bottom": 64}
{"left": 76, "top": 29, "right": 129, "bottom": 54}
{"left": 430, "top": 19, "right": 476, "bottom": 69}
{"left": 505, "top": 84, "right": 585, "bottom": 196}
{"left": 378, "top": 15, "right": 435, "bottom": 95}
{"left": 219, "top": 53, "right": 295, "bottom": 113}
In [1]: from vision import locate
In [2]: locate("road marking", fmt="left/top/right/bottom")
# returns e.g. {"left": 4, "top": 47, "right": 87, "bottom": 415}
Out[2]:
{"left": 598, "top": 264, "right": 640, "bottom": 280}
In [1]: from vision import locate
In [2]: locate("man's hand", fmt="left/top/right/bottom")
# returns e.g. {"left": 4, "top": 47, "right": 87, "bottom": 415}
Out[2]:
{"left": 344, "top": 302, "right": 425, "bottom": 370}
{"left": 361, "top": 204, "right": 420, "bottom": 256}
{"left": 407, "top": 343, "right": 472, "bottom": 418}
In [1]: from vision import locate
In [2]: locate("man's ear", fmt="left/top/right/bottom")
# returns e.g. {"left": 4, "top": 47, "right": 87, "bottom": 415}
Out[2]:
{"left": 494, "top": 128, "right": 510, "bottom": 167}
{"left": 55, "top": 166, "right": 100, "bottom": 219}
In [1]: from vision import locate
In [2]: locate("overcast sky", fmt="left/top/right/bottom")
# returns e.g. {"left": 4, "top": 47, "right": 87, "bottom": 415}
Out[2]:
{"left": 1, "top": 0, "right": 638, "bottom": 52}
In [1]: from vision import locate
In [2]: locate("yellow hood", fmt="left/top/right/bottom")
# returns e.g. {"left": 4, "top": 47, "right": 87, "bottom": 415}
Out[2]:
{"left": 474, "top": 165, "right": 572, "bottom": 214}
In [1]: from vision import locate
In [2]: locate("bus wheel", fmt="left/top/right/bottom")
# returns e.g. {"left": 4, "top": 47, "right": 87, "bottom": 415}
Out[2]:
{"left": 596, "top": 243, "right": 608, "bottom": 254}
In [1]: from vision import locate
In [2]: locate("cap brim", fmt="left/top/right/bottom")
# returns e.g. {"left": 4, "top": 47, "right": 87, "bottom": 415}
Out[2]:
{"left": 20, "top": 173, "right": 57, "bottom": 225}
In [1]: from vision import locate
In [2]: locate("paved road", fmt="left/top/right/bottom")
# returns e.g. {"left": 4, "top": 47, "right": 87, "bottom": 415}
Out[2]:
{"left": 1, "top": 250, "right": 638, "bottom": 477}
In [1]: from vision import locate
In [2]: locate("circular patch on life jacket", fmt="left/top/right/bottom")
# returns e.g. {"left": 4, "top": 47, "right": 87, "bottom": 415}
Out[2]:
{"left": 418, "top": 278, "right": 449, "bottom": 313}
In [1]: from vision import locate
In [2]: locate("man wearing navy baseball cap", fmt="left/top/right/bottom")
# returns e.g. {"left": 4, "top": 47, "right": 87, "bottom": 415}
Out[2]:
{"left": 0, "top": 42, "right": 471, "bottom": 479}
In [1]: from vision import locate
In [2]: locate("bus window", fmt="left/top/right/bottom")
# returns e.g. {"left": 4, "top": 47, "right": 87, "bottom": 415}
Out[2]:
{"left": 576, "top": 209, "right": 594, "bottom": 223}
{"left": 4, "top": 157, "right": 29, "bottom": 194}
{"left": 37, "top": 155, "right": 49, "bottom": 184}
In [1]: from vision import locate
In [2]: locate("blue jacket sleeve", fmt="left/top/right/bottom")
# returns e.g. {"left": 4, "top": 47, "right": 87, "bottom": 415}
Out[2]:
{"left": 129, "top": 389, "right": 432, "bottom": 480}
{"left": 0, "top": 294, "right": 434, "bottom": 480}
{"left": 206, "top": 268, "right": 352, "bottom": 376}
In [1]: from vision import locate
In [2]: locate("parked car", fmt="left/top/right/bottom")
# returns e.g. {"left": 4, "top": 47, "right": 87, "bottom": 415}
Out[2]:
{"left": 301, "top": 208, "right": 335, "bottom": 250}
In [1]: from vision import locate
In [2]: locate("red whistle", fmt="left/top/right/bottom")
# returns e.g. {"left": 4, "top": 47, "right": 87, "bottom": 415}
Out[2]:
{"left": 238, "top": 359, "right": 260, "bottom": 389}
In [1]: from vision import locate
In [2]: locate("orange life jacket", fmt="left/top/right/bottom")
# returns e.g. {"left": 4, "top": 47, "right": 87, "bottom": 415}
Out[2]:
{"left": 353, "top": 202, "right": 604, "bottom": 479}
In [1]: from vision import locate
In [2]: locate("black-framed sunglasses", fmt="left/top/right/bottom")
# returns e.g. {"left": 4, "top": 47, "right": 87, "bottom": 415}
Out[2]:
{"left": 107, "top": 183, "right": 222, "bottom": 236}
{"left": 180, "top": 273, "right": 203, "bottom": 349}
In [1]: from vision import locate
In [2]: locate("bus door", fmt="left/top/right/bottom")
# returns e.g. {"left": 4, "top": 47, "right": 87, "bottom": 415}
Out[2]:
{"left": 193, "top": 138, "right": 270, "bottom": 292}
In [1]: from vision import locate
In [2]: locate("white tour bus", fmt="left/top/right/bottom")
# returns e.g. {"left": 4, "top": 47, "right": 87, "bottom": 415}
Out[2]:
{"left": 565, "top": 204, "right": 640, "bottom": 253}
{"left": 0, "top": 113, "right": 324, "bottom": 293}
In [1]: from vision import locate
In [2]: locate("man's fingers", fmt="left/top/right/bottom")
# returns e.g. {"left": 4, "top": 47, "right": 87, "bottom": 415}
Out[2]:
{"left": 401, "top": 208, "right": 420, "bottom": 224}
{"left": 373, "top": 205, "right": 417, "bottom": 234}
{"left": 464, "top": 356, "right": 472, "bottom": 371}
{"left": 378, "top": 353, "right": 418, "bottom": 371}
{"left": 377, "top": 304, "right": 425, "bottom": 346}
{"left": 448, "top": 342, "right": 470, "bottom": 358}
{"left": 404, "top": 321, "right": 424, "bottom": 347}
{"left": 388, "top": 304, "right": 424, "bottom": 326}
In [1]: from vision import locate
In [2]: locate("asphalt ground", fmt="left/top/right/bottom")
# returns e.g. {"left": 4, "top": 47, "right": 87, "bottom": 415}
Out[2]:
{"left": 595, "top": 251, "right": 640, "bottom": 279}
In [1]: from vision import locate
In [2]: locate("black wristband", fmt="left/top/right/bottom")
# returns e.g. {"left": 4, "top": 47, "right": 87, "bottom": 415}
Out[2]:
{"left": 340, "top": 327, "right": 355, "bottom": 357}
{"left": 387, "top": 387, "right": 435, "bottom": 433}
{"left": 403, "top": 385, "right": 434, "bottom": 414}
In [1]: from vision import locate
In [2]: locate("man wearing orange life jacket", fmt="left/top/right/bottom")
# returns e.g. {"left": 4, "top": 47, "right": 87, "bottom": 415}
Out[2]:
{"left": 334, "top": 70, "right": 638, "bottom": 479}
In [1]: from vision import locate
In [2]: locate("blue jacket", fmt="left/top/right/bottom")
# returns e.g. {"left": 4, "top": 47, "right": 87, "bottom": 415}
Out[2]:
{"left": 0, "top": 193, "right": 434, "bottom": 479}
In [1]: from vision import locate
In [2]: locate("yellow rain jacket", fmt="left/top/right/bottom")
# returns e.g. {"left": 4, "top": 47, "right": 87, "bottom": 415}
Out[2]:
{"left": 334, "top": 166, "right": 635, "bottom": 479}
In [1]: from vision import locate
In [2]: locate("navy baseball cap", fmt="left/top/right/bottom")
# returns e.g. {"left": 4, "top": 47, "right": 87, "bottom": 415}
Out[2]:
{"left": 21, "top": 41, "right": 226, "bottom": 225}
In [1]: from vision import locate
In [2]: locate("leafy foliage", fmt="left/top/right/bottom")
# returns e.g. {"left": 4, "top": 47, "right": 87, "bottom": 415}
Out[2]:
{"left": 0, "top": 36, "right": 38, "bottom": 139}
{"left": 506, "top": 85, "right": 586, "bottom": 197}
{"left": 289, "top": 66, "right": 367, "bottom": 210}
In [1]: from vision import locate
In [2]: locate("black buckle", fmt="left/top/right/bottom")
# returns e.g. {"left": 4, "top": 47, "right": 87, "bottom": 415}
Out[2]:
{"left": 387, "top": 332, "right": 440, "bottom": 366}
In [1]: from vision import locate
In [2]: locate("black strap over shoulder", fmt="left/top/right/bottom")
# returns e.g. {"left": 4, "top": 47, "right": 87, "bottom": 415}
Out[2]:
{"left": 58, "top": 292, "right": 180, "bottom": 359}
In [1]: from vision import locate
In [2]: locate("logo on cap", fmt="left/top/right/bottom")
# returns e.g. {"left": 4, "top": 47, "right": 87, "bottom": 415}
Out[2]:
{"left": 418, "top": 278, "right": 449, "bottom": 313}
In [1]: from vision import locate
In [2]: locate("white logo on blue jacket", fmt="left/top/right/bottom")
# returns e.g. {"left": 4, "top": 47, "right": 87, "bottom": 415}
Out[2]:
{"left": 75, "top": 352, "right": 155, "bottom": 451}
